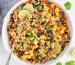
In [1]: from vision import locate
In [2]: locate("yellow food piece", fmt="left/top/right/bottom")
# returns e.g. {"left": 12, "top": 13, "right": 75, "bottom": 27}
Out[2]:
{"left": 22, "top": 31, "right": 26, "bottom": 35}
{"left": 55, "top": 7, "right": 60, "bottom": 16}
{"left": 31, "top": 30, "right": 35, "bottom": 35}
{"left": 50, "top": 3, "right": 55, "bottom": 8}
{"left": 42, "top": 17, "right": 45, "bottom": 22}
{"left": 55, "top": 7, "right": 60, "bottom": 13}
{"left": 40, "top": 35, "right": 46, "bottom": 39}
{"left": 34, "top": 40, "right": 38, "bottom": 45}
{"left": 60, "top": 29, "right": 64, "bottom": 34}
{"left": 40, "top": 39, "right": 44, "bottom": 44}
{"left": 8, "top": 31, "right": 15, "bottom": 36}
{"left": 51, "top": 54, "right": 57, "bottom": 58}
{"left": 34, "top": 45, "right": 38, "bottom": 49}
{"left": 46, "top": 41, "right": 50, "bottom": 46}
{"left": 22, "top": 55, "right": 28, "bottom": 60}
{"left": 46, "top": 18, "right": 49, "bottom": 23}
{"left": 13, "top": 52, "right": 18, "bottom": 56}
{"left": 52, "top": 25, "right": 57, "bottom": 31}
{"left": 72, "top": 49, "right": 75, "bottom": 58}
{"left": 44, "top": 5, "right": 49, "bottom": 11}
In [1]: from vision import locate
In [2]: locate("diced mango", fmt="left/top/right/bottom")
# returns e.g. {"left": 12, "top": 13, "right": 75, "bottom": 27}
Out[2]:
{"left": 51, "top": 54, "right": 57, "bottom": 58}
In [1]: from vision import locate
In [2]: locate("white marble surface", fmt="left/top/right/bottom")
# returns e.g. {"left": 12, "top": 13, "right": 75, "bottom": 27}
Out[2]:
{"left": 0, "top": 0, "right": 75, "bottom": 65}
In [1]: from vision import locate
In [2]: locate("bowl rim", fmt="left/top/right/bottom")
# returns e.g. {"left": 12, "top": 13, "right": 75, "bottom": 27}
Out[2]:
{"left": 2, "top": 0, "right": 73, "bottom": 65}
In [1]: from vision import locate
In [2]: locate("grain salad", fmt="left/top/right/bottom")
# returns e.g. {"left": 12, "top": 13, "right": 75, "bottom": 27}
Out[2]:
{"left": 7, "top": 0, "right": 70, "bottom": 64}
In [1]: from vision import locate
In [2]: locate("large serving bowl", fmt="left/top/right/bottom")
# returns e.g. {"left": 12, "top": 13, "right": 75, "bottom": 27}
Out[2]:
{"left": 2, "top": 0, "right": 73, "bottom": 65}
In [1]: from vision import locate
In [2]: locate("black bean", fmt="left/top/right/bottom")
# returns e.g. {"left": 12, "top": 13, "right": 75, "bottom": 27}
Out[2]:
{"left": 41, "top": 22, "right": 45, "bottom": 25}
{"left": 18, "top": 50, "right": 24, "bottom": 57}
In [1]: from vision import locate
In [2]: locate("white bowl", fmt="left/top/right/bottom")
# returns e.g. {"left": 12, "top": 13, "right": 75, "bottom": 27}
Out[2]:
{"left": 2, "top": 0, "right": 73, "bottom": 65}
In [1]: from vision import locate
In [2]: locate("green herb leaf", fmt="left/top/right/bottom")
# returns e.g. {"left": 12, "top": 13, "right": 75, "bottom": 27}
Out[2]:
{"left": 26, "top": 30, "right": 32, "bottom": 37}
{"left": 45, "top": 25, "right": 52, "bottom": 31}
{"left": 33, "top": 50, "right": 38, "bottom": 54}
{"left": 56, "top": 62, "right": 62, "bottom": 65}
{"left": 65, "top": 60, "right": 75, "bottom": 65}
{"left": 17, "top": 26, "right": 22, "bottom": 34}
{"left": 38, "top": 54, "right": 42, "bottom": 62}
{"left": 36, "top": 4, "right": 44, "bottom": 11}
{"left": 29, "top": 35, "right": 36, "bottom": 42}
{"left": 64, "top": 2, "right": 72, "bottom": 10}
{"left": 70, "top": 60, "right": 75, "bottom": 65}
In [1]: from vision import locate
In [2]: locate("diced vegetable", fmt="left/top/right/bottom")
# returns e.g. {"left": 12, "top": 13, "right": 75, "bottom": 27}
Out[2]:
{"left": 26, "top": 30, "right": 32, "bottom": 36}
{"left": 37, "top": 25, "right": 42, "bottom": 31}
{"left": 45, "top": 25, "right": 52, "bottom": 31}
{"left": 23, "top": 4, "right": 34, "bottom": 13}
{"left": 29, "top": 35, "right": 36, "bottom": 42}
{"left": 17, "top": 26, "right": 22, "bottom": 33}
{"left": 36, "top": 4, "right": 44, "bottom": 11}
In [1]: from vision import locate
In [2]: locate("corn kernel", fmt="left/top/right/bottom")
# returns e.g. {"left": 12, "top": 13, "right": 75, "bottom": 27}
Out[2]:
{"left": 46, "top": 19, "right": 49, "bottom": 23}
{"left": 44, "top": 5, "right": 49, "bottom": 11}
{"left": 22, "top": 31, "right": 26, "bottom": 35}
{"left": 65, "top": 34, "right": 68, "bottom": 39}
{"left": 42, "top": 17, "right": 45, "bottom": 22}
{"left": 22, "top": 55, "right": 28, "bottom": 60}
{"left": 46, "top": 41, "right": 50, "bottom": 46}
{"left": 55, "top": 7, "right": 60, "bottom": 12}
{"left": 30, "top": 51, "right": 33, "bottom": 56}
{"left": 13, "top": 52, "right": 18, "bottom": 56}
{"left": 40, "top": 35, "right": 46, "bottom": 39}
{"left": 34, "top": 45, "right": 38, "bottom": 49}
{"left": 50, "top": 4, "right": 55, "bottom": 8}
{"left": 52, "top": 54, "right": 57, "bottom": 58}
{"left": 60, "top": 29, "right": 64, "bottom": 34}
{"left": 32, "top": 30, "right": 35, "bottom": 35}
{"left": 34, "top": 40, "right": 38, "bottom": 45}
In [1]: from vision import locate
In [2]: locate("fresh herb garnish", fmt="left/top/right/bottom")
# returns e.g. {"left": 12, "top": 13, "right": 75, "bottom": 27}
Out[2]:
{"left": 45, "top": 25, "right": 52, "bottom": 31}
{"left": 26, "top": 30, "right": 32, "bottom": 37}
{"left": 65, "top": 60, "right": 75, "bottom": 65}
{"left": 64, "top": 2, "right": 72, "bottom": 10}
{"left": 56, "top": 62, "right": 62, "bottom": 65}
{"left": 29, "top": 35, "right": 36, "bottom": 42}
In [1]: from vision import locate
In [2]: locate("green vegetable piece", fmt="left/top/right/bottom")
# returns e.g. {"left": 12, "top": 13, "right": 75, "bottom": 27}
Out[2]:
{"left": 33, "top": 50, "right": 38, "bottom": 54}
{"left": 66, "top": 62, "right": 71, "bottom": 65}
{"left": 23, "top": 4, "right": 34, "bottom": 13}
{"left": 45, "top": 25, "right": 52, "bottom": 31}
{"left": 36, "top": 4, "right": 44, "bottom": 11}
{"left": 19, "top": 41, "right": 23, "bottom": 46}
{"left": 72, "top": 49, "right": 75, "bottom": 58}
{"left": 64, "top": 2, "right": 72, "bottom": 10}
{"left": 70, "top": 60, "right": 75, "bottom": 65}
{"left": 56, "top": 62, "right": 62, "bottom": 65}
{"left": 29, "top": 35, "right": 36, "bottom": 42}
{"left": 17, "top": 26, "right": 22, "bottom": 34}
{"left": 39, "top": 54, "right": 42, "bottom": 61}
{"left": 65, "top": 60, "right": 75, "bottom": 65}
{"left": 26, "top": 30, "right": 32, "bottom": 36}
{"left": 18, "top": 10, "right": 30, "bottom": 20}
{"left": 13, "top": 24, "right": 17, "bottom": 28}
{"left": 54, "top": 43, "right": 61, "bottom": 54}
